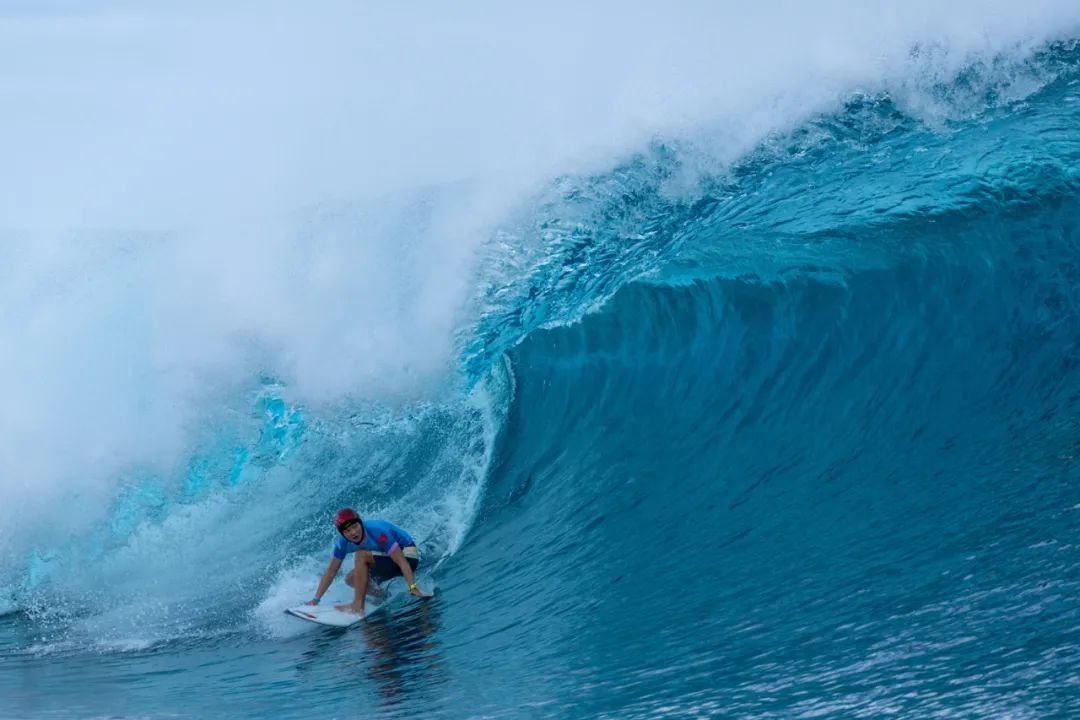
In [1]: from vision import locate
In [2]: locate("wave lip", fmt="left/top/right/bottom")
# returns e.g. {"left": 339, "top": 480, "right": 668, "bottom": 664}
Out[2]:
{"left": 462, "top": 39, "right": 1080, "bottom": 381}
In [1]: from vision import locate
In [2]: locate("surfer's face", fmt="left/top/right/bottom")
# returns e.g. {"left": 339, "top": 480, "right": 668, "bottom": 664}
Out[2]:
{"left": 342, "top": 523, "right": 364, "bottom": 543}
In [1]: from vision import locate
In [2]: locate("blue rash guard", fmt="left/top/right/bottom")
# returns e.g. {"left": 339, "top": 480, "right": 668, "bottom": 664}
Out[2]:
{"left": 332, "top": 519, "right": 417, "bottom": 561}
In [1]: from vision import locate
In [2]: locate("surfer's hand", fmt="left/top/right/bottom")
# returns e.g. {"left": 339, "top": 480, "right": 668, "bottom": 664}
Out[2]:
{"left": 335, "top": 602, "right": 365, "bottom": 615}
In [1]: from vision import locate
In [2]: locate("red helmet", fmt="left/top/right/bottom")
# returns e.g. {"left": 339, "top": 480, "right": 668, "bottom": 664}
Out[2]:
{"left": 334, "top": 508, "right": 362, "bottom": 534}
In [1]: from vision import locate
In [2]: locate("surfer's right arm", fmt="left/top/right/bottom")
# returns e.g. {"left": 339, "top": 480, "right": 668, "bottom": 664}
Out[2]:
{"left": 307, "top": 556, "right": 343, "bottom": 605}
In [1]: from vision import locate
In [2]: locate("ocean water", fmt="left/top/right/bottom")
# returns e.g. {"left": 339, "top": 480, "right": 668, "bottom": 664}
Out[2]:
{"left": 2, "top": 4, "right": 1080, "bottom": 719}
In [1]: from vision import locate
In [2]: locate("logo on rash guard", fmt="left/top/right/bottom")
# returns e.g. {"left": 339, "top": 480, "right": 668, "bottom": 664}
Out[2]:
{"left": 379, "top": 533, "right": 388, "bottom": 545}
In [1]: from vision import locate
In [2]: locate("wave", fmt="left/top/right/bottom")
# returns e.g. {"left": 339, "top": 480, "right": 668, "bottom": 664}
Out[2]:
{"left": 444, "top": 44, "right": 1080, "bottom": 715}
{"left": 1, "top": 32, "right": 1079, "bottom": 676}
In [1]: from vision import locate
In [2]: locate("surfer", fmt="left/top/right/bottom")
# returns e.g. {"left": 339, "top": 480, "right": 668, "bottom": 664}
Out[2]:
{"left": 307, "top": 508, "right": 433, "bottom": 614}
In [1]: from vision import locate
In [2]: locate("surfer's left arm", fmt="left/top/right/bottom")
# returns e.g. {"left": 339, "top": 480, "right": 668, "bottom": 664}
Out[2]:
{"left": 389, "top": 545, "right": 432, "bottom": 599}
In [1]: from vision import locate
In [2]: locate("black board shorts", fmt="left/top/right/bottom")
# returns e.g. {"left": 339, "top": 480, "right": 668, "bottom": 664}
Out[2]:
{"left": 371, "top": 545, "right": 420, "bottom": 582}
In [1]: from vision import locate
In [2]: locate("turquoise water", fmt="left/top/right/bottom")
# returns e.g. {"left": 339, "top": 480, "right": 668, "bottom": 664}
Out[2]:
{"left": 2, "top": 13, "right": 1080, "bottom": 720}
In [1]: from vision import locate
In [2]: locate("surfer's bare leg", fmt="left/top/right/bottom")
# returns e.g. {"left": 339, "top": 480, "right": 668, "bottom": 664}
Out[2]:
{"left": 345, "top": 571, "right": 388, "bottom": 599}
{"left": 337, "top": 551, "right": 373, "bottom": 613}
{"left": 344, "top": 553, "right": 387, "bottom": 599}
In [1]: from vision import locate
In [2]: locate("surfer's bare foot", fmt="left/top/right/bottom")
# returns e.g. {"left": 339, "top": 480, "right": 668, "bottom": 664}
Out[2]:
{"left": 335, "top": 602, "right": 365, "bottom": 614}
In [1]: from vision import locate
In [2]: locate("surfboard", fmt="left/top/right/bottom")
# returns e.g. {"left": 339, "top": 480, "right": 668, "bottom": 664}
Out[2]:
{"left": 284, "top": 600, "right": 388, "bottom": 628}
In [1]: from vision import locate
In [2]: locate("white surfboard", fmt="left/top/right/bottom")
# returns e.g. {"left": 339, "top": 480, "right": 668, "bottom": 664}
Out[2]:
{"left": 284, "top": 600, "right": 388, "bottom": 628}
